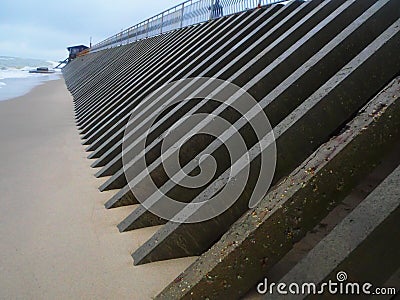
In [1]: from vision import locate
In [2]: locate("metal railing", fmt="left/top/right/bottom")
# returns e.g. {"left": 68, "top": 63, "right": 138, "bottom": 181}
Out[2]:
{"left": 90, "top": 0, "right": 287, "bottom": 52}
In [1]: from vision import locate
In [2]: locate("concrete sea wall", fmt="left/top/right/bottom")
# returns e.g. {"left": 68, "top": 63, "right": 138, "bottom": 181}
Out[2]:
{"left": 63, "top": 0, "right": 400, "bottom": 298}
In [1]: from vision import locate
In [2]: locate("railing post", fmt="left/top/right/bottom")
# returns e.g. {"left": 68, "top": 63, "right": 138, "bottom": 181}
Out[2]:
{"left": 209, "top": 0, "right": 214, "bottom": 20}
{"left": 135, "top": 25, "right": 138, "bottom": 42}
{"left": 180, "top": 3, "right": 184, "bottom": 28}
{"left": 161, "top": 12, "right": 164, "bottom": 34}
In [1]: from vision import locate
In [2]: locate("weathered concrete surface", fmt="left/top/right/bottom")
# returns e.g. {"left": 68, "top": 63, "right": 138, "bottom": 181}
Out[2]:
{"left": 155, "top": 77, "right": 400, "bottom": 299}
{"left": 102, "top": 0, "right": 350, "bottom": 204}
{"left": 240, "top": 140, "right": 400, "bottom": 299}
{"left": 91, "top": 2, "right": 311, "bottom": 172}
{"left": 130, "top": 27, "right": 400, "bottom": 262}
{"left": 73, "top": 30, "right": 193, "bottom": 133}
{"left": 103, "top": 3, "right": 393, "bottom": 218}
{"left": 88, "top": 4, "right": 294, "bottom": 166}
{"left": 74, "top": 32, "right": 181, "bottom": 131}
{"left": 119, "top": 13, "right": 400, "bottom": 234}
{"left": 308, "top": 213, "right": 400, "bottom": 299}
{"left": 97, "top": 5, "right": 300, "bottom": 192}
{"left": 105, "top": 185, "right": 138, "bottom": 209}
{"left": 70, "top": 26, "right": 200, "bottom": 118}
{"left": 79, "top": 10, "right": 263, "bottom": 149}
{"left": 92, "top": 8, "right": 283, "bottom": 184}
{"left": 97, "top": 0, "right": 332, "bottom": 190}
{"left": 90, "top": 1, "right": 310, "bottom": 170}
{"left": 82, "top": 16, "right": 260, "bottom": 155}
{"left": 272, "top": 165, "right": 400, "bottom": 300}
{"left": 68, "top": 18, "right": 227, "bottom": 140}
{"left": 78, "top": 24, "right": 223, "bottom": 145}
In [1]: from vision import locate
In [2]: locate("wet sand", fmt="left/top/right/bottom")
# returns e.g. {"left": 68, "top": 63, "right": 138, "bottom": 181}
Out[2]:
{"left": 0, "top": 79, "right": 195, "bottom": 299}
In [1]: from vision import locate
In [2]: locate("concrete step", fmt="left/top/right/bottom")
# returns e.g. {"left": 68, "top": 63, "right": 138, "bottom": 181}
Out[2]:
{"left": 155, "top": 76, "right": 400, "bottom": 299}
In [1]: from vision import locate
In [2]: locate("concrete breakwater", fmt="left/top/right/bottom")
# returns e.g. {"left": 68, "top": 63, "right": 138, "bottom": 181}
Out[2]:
{"left": 62, "top": 0, "right": 400, "bottom": 298}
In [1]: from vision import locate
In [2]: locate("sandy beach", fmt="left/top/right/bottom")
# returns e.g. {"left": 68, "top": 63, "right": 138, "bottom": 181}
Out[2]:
{"left": 0, "top": 79, "right": 195, "bottom": 299}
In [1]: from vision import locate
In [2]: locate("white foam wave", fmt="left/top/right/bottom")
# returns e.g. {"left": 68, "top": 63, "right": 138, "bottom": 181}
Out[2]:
{"left": 0, "top": 67, "right": 34, "bottom": 80}
{"left": 0, "top": 66, "right": 61, "bottom": 80}
{"left": 0, "top": 56, "right": 62, "bottom": 100}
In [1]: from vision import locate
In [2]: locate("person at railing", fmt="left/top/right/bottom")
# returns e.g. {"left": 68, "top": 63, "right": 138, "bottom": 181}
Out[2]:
{"left": 209, "top": 0, "right": 223, "bottom": 19}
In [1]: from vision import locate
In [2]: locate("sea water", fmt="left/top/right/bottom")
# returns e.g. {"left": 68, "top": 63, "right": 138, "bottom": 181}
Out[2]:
{"left": 0, "top": 56, "right": 62, "bottom": 101}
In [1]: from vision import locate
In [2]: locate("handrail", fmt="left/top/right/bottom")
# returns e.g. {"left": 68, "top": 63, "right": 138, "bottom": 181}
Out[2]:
{"left": 90, "top": 0, "right": 288, "bottom": 52}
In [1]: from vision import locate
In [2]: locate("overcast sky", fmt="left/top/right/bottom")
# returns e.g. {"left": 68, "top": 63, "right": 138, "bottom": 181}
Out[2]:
{"left": 0, "top": 0, "right": 181, "bottom": 61}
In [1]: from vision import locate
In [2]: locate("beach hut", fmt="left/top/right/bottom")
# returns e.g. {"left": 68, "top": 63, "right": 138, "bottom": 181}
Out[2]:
{"left": 67, "top": 45, "right": 89, "bottom": 61}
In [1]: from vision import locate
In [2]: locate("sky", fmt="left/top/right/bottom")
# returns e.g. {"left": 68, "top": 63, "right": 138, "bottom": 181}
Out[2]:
{"left": 0, "top": 0, "right": 181, "bottom": 61}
